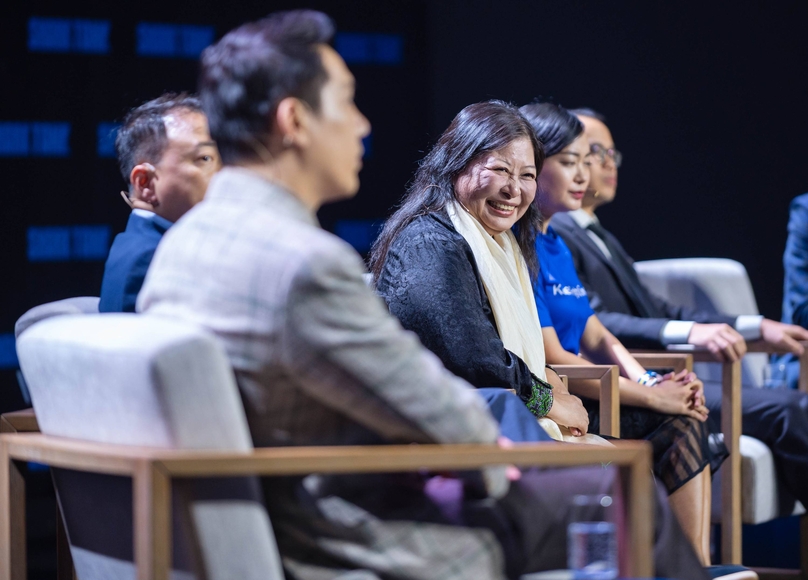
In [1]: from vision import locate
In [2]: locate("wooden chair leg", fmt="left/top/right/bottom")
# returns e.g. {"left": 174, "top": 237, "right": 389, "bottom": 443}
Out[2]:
{"left": 134, "top": 460, "right": 172, "bottom": 580}
{"left": 801, "top": 513, "right": 808, "bottom": 579}
{"left": 599, "top": 366, "right": 620, "bottom": 439}
{"left": 722, "top": 360, "right": 742, "bottom": 565}
{"left": 56, "top": 504, "right": 76, "bottom": 580}
{"left": 0, "top": 444, "right": 26, "bottom": 580}
{"left": 626, "top": 453, "right": 654, "bottom": 578}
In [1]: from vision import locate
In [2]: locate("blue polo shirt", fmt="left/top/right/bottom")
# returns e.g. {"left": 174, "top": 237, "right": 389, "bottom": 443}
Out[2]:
{"left": 533, "top": 225, "right": 595, "bottom": 354}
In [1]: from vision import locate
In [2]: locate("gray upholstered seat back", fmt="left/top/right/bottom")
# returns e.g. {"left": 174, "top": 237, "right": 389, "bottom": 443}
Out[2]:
{"left": 14, "top": 296, "right": 100, "bottom": 339}
{"left": 16, "top": 313, "right": 284, "bottom": 580}
{"left": 634, "top": 258, "right": 767, "bottom": 387}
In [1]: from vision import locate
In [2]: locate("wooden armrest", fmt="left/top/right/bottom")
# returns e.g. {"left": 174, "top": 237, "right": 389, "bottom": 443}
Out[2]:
{"left": 745, "top": 339, "right": 808, "bottom": 354}
{"left": 0, "top": 434, "right": 653, "bottom": 580}
{"left": 632, "top": 344, "right": 723, "bottom": 364}
{"left": 0, "top": 433, "right": 649, "bottom": 476}
{"left": 747, "top": 340, "right": 808, "bottom": 394}
{"left": 630, "top": 353, "right": 693, "bottom": 373}
{"left": 552, "top": 365, "right": 619, "bottom": 438}
{"left": 0, "top": 409, "right": 38, "bottom": 435}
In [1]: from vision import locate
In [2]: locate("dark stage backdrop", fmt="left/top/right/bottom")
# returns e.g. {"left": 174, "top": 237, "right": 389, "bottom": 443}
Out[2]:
{"left": 0, "top": 0, "right": 429, "bottom": 415}
{"left": 3, "top": 0, "right": 808, "bottom": 415}
{"left": 426, "top": 0, "right": 808, "bottom": 321}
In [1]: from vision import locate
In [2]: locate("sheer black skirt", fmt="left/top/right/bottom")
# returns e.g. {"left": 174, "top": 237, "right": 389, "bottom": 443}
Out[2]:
{"left": 584, "top": 399, "right": 728, "bottom": 494}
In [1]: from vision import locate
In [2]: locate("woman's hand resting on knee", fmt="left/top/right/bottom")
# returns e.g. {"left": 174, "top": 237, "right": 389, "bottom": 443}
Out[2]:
{"left": 544, "top": 370, "right": 590, "bottom": 436}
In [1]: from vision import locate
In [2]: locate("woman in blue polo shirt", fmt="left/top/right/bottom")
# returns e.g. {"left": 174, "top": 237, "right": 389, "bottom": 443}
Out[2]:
{"left": 521, "top": 102, "right": 725, "bottom": 565}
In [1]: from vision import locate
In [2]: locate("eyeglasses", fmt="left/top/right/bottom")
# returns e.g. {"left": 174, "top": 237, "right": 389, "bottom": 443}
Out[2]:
{"left": 589, "top": 143, "right": 622, "bottom": 168}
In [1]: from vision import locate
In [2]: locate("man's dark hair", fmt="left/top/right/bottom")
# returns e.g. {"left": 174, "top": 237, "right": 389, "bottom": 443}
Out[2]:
{"left": 115, "top": 92, "right": 203, "bottom": 190}
{"left": 519, "top": 102, "right": 584, "bottom": 158}
{"left": 569, "top": 107, "right": 606, "bottom": 122}
{"left": 369, "top": 100, "right": 545, "bottom": 282}
{"left": 199, "top": 10, "right": 335, "bottom": 164}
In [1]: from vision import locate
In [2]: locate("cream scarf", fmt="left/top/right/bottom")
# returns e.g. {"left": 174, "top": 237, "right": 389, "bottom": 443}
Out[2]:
{"left": 446, "top": 201, "right": 570, "bottom": 440}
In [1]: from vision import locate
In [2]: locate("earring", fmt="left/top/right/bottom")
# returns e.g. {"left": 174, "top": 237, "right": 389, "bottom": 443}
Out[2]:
{"left": 593, "top": 190, "right": 601, "bottom": 198}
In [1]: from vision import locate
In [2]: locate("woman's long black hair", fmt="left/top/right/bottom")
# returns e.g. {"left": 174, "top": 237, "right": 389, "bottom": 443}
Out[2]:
{"left": 518, "top": 102, "right": 585, "bottom": 221}
{"left": 369, "top": 100, "right": 545, "bottom": 282}
{"left": 518, "top": 102, "right": 583, "bottom": 159}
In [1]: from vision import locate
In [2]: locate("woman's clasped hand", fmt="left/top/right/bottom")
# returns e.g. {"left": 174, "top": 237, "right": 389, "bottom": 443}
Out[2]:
{"left": 653, "top": 370, "right": 709, "bottom": 422}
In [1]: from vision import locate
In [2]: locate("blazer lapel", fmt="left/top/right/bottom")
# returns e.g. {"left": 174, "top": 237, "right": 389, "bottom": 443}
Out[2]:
{"left": 558, "top": 216, "right": 656, "bottom": 317}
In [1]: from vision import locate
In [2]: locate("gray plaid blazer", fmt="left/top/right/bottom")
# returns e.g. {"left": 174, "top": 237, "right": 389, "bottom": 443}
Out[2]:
{"left": 139, "top": 168, "right": 509, "bottom": 579}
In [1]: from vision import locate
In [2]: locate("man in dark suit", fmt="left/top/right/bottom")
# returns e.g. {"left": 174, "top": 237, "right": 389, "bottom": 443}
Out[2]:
{"left": 776, "top": 193, "right": 808, "bottom": 388}
{"left": 99, "top": 93, "right": 220, "bottom": 312}
{"left": 552, "top": 108, "right": 808, "bottom": 507}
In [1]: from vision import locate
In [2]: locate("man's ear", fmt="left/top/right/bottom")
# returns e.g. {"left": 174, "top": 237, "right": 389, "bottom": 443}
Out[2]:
{"left": 274, "top": 97, "right": 312, "bottom": 149}
{"left": 129, "top": 163, "right": 159, "bottom": 206}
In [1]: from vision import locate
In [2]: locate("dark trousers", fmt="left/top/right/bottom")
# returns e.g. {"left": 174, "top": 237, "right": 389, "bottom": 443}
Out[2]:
{"left": 482, "top": 466, "right": 709, "bottom": 579}
{"left": 703, "top": 383, "right": 808, "bottom": 506}
{"left": 271, "top": 466, "right": 707, "bottom": 580}
{"left": 475, "top": 388, "right": 706, "bottom": 578}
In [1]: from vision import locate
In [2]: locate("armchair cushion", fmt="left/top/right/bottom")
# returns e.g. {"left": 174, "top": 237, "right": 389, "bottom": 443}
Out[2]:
{"left": 710, "top": 435, "right": 805, "bottom": 524}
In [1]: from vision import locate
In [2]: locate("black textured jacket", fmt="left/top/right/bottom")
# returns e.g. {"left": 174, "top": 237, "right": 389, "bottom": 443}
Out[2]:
{"left": 375, "top": 211, "right": 537, "bottom": 401}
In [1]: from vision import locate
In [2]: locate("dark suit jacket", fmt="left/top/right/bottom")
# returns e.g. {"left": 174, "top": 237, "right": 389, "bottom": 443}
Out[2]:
{"left": 551, "top": 212, "right": 735, "bottom": 349}
{"left": 782, "top": 193, "right": 808, "bottom": 329}
{"left": 99, "top": 211, "right": 172, "bottom": 313}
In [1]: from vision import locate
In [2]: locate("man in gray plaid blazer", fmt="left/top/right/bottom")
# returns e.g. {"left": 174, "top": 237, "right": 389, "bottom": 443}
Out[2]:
{"left": 139, "top": 10, "right": 708, "bottom": 580}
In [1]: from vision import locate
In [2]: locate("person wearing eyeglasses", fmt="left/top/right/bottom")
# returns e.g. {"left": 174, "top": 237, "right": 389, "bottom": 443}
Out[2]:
{"left": 551, "top": 108, "right": 808, "bottom": 359}
{"left": 550, "top": 107, "right": 808, "bottom": 517}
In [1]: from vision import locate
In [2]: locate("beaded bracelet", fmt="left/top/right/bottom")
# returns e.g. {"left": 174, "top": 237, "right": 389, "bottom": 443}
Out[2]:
{"left": 525, "top": 375, "right": 554, "bottom": 418}
{"left": 637, "top": 370, "right": 662, "bottom": 387}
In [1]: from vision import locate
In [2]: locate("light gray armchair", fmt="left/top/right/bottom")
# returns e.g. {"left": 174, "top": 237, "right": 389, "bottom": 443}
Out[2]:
{"left": 12, "top": 313, "right": 285, "bottom": 580}
{"left": 635, "top": 257, "right": 807, "bottom": 576}
{"left": 3, "top": 312, "right": 658, "bottom": 580}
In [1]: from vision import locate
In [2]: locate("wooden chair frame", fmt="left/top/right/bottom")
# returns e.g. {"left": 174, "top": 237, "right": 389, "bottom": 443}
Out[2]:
{"left": 555, "top": 365, "right": 620, "bottom": 437}
{"left": 744, "top": 340, "right": 808, "bottom": 394}
{"left": 558, "top": 356, "right": 691, "bottom": 442}
{"left": 634, "top": 342, "right": 808, "bottom": 577}
{"left": 0, "top": 426, "right": 655, "bottom": 580}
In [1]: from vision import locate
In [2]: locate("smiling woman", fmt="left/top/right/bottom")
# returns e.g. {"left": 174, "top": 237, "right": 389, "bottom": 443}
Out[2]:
{"left": 371, "top": 100, "right": 596, "bottom": 442}
{"left": 453, "top": 137, "right": 537, "bottom": 236}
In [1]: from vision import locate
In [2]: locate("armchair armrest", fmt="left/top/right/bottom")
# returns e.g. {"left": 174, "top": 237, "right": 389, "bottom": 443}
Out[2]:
{"left": 0, "top": 433, "right": 655, "bottom": 580}
{"left": 552, "top": 365, "right": 619, "bottom": 438}
{"left": 0, "top": 409, "right": 38, "bottom": 435}
{"left": 630, "top": 353, "right": 693, "bottom": 374}
{"left": 746, "top": 340, "right": 808, "bottom": 394}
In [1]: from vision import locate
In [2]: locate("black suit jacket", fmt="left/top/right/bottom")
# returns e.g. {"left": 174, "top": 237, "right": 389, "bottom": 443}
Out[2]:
{"left": 551, "top": 212, "right": 735, "bottom": 349}
{"left": 375, "top": 211, "right": 537, "bottom": 400}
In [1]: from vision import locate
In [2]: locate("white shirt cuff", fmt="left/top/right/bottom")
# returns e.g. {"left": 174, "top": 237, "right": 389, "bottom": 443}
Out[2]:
{"left": 661, "top": 320, "right": 696, "bottom": 345}
{"left": 735, "top": 315, "right": 764, "bottom": 340}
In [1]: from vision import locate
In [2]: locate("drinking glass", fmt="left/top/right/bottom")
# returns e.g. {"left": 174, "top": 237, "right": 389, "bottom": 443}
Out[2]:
{"left": 763, "top": 361, "right": 788, "bottom": 389}
{"left": 567, "top": 494, "right": 618, "bottom": 580}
